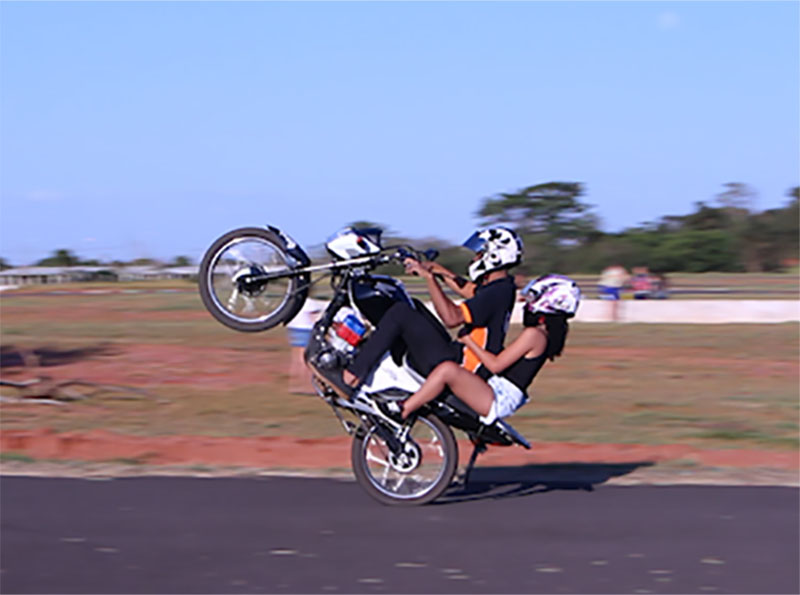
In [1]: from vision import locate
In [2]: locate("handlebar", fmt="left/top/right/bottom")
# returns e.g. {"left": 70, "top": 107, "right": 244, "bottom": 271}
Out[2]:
{"left": 240, "top": 244, "right": 437, "bottom": 285}
{"left": 388, "top": 245, "right": 438, "bottom": 264}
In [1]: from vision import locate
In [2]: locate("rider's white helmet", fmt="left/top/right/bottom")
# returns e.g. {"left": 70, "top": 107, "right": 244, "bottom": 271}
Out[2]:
{"left": 326, "top": 227, "right": 383, "bottom": 260}
{"left": 463, "top": 226, "right": 524, "bottom": 282}
{"left": 522, "top": 274, "right": 581, "bottom": 318}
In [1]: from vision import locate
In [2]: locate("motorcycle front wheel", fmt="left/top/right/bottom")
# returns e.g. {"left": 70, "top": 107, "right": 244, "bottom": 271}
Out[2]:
{"left": 351, "top": 414, "right": 458, "bottom": 506}
{"left": 198, "top": 227, "right": 306, "bottom": 332}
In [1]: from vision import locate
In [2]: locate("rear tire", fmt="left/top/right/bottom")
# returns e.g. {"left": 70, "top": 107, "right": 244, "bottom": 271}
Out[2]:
{"left": 351, "top": 414, "right": 458, "bottom": 506}
{"left": 198, "top": 227, "right": 306, "bottom": 332}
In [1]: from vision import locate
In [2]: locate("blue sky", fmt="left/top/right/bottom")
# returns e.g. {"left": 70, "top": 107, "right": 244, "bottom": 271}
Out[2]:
{"left": 1, "top": 1, "right": 798, "bottom": 265}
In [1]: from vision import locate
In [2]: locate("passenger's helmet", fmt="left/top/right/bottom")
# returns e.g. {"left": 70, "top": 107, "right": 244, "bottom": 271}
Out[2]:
{"left": 326, "top": 227, "right": 383, "bottom": 260}
{"left": 522, "top": 274, "right": 581, "bottom": 318}
{"left": 463, "top": 226, "right": 524, "bottom": 282}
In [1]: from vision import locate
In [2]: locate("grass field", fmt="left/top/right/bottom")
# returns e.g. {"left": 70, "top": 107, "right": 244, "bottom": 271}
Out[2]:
{"left": 1, "top": 270, "right": 799, "bottom": 299}
{"left": 0, "top": 287, "right": 798, "bottom": 453}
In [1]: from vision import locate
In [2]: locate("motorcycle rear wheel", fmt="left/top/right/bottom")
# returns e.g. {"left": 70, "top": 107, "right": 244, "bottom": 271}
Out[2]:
{"left": 198, "top": 227, "right": 306, "bottom": 332}
{"left": 351, "top": 414, "right": 458, "bottom": 506}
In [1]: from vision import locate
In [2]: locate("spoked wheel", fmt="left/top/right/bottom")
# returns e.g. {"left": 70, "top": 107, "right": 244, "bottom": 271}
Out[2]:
{"left": 198, "top": 227, "right": 307, "bottom": 332}
{"left": 351, "top": 414, "right": 458, "bottom": 506}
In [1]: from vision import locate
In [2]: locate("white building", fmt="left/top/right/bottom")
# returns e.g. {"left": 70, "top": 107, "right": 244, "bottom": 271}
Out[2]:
{"left": 0, "top": 266, "right": 116, "bottom": 286}
{"left": 0, "top": 265, "right": 199, "bottom": 286}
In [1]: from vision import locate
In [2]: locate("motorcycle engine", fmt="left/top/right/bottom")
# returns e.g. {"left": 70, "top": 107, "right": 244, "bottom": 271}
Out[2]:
{"left": 314, "top": 307, "right": 367, "bottom": 371}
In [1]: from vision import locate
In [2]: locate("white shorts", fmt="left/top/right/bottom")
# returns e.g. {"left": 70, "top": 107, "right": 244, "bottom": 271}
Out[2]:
{"left": 480, "top": 375, "right": 528, "bottom": 425}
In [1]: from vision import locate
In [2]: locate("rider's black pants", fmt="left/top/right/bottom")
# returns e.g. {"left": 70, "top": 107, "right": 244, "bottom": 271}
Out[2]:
{"left": 347, "top": 302, "right": 462, "bottom": 381}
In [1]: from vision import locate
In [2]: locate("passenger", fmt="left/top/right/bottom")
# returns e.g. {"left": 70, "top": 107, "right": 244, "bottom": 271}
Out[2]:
{"left": 343, "top": 227, "right": 524, "bottom": 389}
{"left": 376, "top": 275, "right": 580, "bottom": 425}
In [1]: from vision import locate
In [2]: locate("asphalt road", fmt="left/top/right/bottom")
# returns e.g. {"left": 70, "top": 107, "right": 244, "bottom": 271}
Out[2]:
{"left": 1, "top": 473, "right": 797, "bottom": 594}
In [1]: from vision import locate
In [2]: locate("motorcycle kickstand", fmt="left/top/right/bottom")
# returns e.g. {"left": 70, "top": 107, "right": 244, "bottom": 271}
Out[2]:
{"left": 456, "top": 439, "right": 487, "bottom": 489}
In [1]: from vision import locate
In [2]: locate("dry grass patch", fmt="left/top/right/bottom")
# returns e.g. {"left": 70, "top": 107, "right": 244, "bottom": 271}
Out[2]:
{"left": 1, "top": 291, "right": 798, "bottom": 452}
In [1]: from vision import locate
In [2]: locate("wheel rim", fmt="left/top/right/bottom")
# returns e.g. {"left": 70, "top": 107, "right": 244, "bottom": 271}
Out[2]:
{"left": 361, "top": 418, "right": 450, "bottom": 501}
{"left": 206, "top": 237, "right": 293, "bottom": 324}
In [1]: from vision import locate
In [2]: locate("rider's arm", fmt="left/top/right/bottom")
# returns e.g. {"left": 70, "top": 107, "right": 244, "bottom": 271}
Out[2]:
{"left": 405, "top": 259, "right": 465, "bottom": 328}
{"left": 460, "top": 328, "right": 545, "bottom": 374}
{"left": 425, "top": 262, "right": 476, "bottom": 299}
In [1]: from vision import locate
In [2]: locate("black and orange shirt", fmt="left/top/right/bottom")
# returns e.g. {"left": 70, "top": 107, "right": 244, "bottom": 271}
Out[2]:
{"left": 458, "top": 275, "right": 517, "bottom": 380}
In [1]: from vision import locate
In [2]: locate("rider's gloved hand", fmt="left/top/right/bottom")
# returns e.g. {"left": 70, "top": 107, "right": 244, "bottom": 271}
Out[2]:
{"left": 403, "top": 258, "right": 432, "bottom": 278}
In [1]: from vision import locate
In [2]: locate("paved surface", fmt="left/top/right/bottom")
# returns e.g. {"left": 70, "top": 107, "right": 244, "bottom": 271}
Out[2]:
{"left": 1, "top": 474, "right": 797, "bottom": 594}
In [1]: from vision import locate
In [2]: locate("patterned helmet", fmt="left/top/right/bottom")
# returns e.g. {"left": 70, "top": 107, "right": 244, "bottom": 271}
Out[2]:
{"left": 522, "top": 274, "right": 581, "bottom": 318}
{"left": 463, "top": 226, "right": 524, "bottom": 282}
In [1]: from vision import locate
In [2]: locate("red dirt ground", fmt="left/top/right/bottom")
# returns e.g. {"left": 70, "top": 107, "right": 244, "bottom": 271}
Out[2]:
{"left": 2, "top": 427, "right": 797, "bottom": 475}
{"left": 2, "top": 341, "right": 797, "bottom": 482}
{"left": 2, "top": 342, "right": 795, "bottom": 390}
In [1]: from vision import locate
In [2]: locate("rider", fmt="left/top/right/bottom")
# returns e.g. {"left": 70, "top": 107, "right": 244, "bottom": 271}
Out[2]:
{"left": 380, "top": 275, "right": 581, "bottom": 424}
{"left": 342, "top": 226, "right": 524, "bottom": 389}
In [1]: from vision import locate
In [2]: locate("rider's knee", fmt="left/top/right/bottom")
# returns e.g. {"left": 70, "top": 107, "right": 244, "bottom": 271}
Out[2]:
{"left": 432, "top": 360, "right": 460, "bottom": 380}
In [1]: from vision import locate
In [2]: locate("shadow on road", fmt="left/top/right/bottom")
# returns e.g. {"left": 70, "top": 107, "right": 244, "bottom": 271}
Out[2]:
{"left": 437, "top": 461, "right": 654, "bottom": 504}
{"left": 0, "top": 343, "right": 117, "bottom": 368}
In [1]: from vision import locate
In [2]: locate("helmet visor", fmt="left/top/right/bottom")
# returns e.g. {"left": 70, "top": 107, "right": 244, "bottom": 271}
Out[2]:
{"left": 521, "top": 280, "right": 540, "bottom": 300}
{"left": 462, "top": 232, "right": 486, "bottom": 253}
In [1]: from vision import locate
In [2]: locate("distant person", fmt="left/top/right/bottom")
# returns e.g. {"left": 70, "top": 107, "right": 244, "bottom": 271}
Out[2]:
{"left": 598, "top": 264, "right": 629, "bottom": 321}
{"left": 652, "top": 272, "right": 670, "bottom": 299}
{"left": 286, "top": 298, "right": 325, "bottom": 394}
{"left": 631, "top": 266, "right": 654, "bottom": 300}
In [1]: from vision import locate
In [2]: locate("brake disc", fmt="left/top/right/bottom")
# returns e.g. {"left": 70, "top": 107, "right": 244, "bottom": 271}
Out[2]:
{"left": 387, "top": 440, "right": 421, "bottom": 473}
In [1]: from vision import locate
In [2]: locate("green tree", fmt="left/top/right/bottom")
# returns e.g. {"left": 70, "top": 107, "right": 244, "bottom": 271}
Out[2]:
{"left": 128, "top": 257, "right": 160, "bottom": 266}
{"left": 715, "top": 183, "right": 759, "bottom": 271}
{"left": 653, "top": 230, "right": 740, "bottom": 272}
{"left": 681, "top": 201, "right": 731, "bottom": 231}
{"left": 0, "top": 257, "right": 12, "bottom": 270}
{"left": 477, "top": 182, "right": 591, "bottom": 236}
{"left": 476, "top": 182, "right": 598, "bottom": 274}
{"left": 715, "top": 182, "right": 756, "bottom": 211}
{"left": 347, "top": 221, "right": 398, "bottom": 241}
{"left": 36, "top": 249, "right": 80, "bottom": 267}
{"left": 746, "top": 188, "right": 800, "bottom": 270}
{"left": 169, "top": 255, "right": 193, "bottom": 267}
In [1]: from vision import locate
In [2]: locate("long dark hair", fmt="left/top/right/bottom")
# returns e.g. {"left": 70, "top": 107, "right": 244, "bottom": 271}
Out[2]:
{"left": 523, "top": 310, "right": 569, "bottom": 361}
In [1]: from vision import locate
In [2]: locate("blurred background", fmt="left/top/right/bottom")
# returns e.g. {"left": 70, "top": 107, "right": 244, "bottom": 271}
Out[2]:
{"left": 0, "top": 2, "right": 797, "bottom": 476}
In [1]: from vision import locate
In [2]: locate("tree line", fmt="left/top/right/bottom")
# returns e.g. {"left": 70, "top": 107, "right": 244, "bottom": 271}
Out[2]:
{"left": 3, "top": 181, "right": 797, "bottom": 274}
{"left": 0, "top": 251, "right": 193, "bottom": 271}
{"left": 471, "top": 182, "right": 799, "bottom": 275}
{"left": 366, "top": 182, "right": 798, "bottom": 276}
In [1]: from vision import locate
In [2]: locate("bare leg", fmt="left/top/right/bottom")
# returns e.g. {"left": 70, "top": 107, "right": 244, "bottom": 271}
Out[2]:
{"left": 401, "top": 361, "right": 495, "bottom": 419}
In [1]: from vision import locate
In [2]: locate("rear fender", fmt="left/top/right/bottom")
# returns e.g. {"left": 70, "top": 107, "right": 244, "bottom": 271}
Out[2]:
{"left": 266, "top": 225, "right": 311, "bottom": 267}
{"left": 428, "top": 395, "right": 529, "bottom": 448}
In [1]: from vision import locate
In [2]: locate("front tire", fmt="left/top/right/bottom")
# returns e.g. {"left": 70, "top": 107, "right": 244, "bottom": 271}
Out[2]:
{"left": 198, "top": 227, "right": 306, "bottom": 332}
{"left": 351, "top": 414, "right": 458, "bottom": 506}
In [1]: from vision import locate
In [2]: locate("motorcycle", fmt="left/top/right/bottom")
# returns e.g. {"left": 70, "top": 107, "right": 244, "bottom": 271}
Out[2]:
{"left": 198, "top": 225, "right": 530, "bottom": 505}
